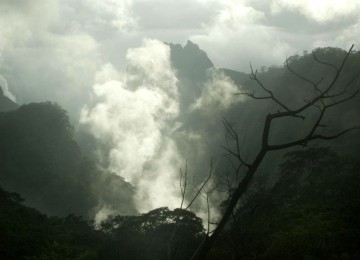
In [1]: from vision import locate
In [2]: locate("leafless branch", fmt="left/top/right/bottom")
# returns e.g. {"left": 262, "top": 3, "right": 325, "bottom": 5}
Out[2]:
{"left": 250, "top": 64, "right": 293, "bottom": 112}
{"left": 325, "top": 70, "right": 360, "bottom": 98}
{"left": 179, "top": 160, "right": 188, "bottom": 209}
{"left": 312, "top": 51, "right": 338, "bottom": 72}
{"left": 222, "top": 118, "right": 251, "bottom": 168}
{"left": 185, "top": 160, "right": 213, "bottom": 210}
{"left": 191, "top": 44, "right": 360, "bottom": 260}
{"left": 268, "top": 126, "right": 360, "bottom": 151}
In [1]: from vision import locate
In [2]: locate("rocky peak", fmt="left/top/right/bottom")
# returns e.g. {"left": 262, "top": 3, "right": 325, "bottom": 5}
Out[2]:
{"left": 167, "top": 40, "right": 214, "bottom": 82}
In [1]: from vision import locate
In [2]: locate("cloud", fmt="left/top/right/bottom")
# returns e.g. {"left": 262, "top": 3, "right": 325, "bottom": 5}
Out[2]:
{"left": 190, "top": 1, "right": 293, "bottom": 72}
{"left": 0, "top": 31, "right": 102, "bottom": 114}
{"left": 80, "top": 39, "right": 184, "bottom": 212}
{"left": 331, "top": 22, "right": 360, "bottom": 48}
{"left": 2, "top": 0, "right": 358, "bottom": 118}
{"left": 270, "top": 0, "right": 360, "bottom": 23}
{"left": 0, "top": 0, "right": 140, "bottom": 115}
{"left": 188, "top": 0, "right": 360, "bottom": 72}
{"left": 215, "top": 0, "right": 265, "bottom": 28}
{"left": 85, "top": 0, "right": 138, "bottom": 33}
{"left": 133, "top": 0, "right": 215, "bottom": 30}
{"left": 0, "top": 0, "right": 59, "bottom": 49}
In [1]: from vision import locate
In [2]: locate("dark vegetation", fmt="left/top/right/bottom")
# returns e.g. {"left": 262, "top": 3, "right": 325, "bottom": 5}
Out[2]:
{"left": 0, "top": 186, "right": 203, "bottom": 259}
{"left": 191, "top": 45, "right": 360, "bottom": 259}
{"left": 1, "top": 147, "right": 359, "bottom": 259}
{"left": 208, "top": 148, "right": 360, "bottom": 259}
{"left": 0, "top": 46, "right": 360, "bottom": 259}
{"left": 0, "top": 102, "right": 136, "bottom": 218}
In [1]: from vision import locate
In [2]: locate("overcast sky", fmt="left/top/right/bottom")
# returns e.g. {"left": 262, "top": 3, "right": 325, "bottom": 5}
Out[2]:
{"left": 1, "top": 0, "right": 360, "bottom": 108}
{"left": 1, "top": 0, "right": 360, "bottom": 218}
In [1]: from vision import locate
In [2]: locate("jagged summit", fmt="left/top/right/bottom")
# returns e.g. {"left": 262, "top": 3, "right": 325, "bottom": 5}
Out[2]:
{"left": 165, "top": 41, "right": 215, "bottom": 111}
{"left": 166, "top": 40, "right": 214, "bottom": 81}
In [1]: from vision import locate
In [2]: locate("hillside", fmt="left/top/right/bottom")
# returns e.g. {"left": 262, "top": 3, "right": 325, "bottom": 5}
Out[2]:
{"left": 1, "top": 43, "right": 360, "bottom": 259}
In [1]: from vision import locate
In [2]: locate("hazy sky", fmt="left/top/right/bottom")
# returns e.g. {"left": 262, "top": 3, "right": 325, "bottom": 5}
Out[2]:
{"left": 1, "top": 0, "right": 359, "bottom": 108}
{"left": 1, "top": 0, "right": 359, "bottom": 219}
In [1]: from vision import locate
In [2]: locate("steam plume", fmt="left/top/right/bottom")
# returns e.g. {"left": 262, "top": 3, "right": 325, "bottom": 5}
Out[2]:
{"left": 80, "top": 39, "right": 184, "bottom": 213}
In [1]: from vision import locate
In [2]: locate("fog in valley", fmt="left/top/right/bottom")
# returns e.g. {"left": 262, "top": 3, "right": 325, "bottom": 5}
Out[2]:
{"left": 1, "top": 1, "right": 360, "bottom": 259}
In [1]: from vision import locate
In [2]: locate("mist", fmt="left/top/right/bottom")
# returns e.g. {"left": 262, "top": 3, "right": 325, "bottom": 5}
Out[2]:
{"left": 2, "top": 1, "right": 360, "bottom": 259}
{"left": 2, "top": 0, "right": 360, "bottom": 114}
{"left": 1, "top": 0, "right": 360, "bottom": 240}
{"left": 80, "top": 39, "right": 182, "bottom": 213}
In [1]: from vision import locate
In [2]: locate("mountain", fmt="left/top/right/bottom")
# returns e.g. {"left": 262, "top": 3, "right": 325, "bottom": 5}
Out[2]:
{"left": 168, "top": 41, "right": 214, "bottom": 111}
{"left": 1, "top": 42, "right": 360, "bottom": 259}
{"left": 0, "top": 102, "right": 137, "bottom": 218}
{"left": 220, "top": 68, "right": 249, "bottom": 86}
{"left": 1, "top": 41, "right": 360, "bottom": 222}
{"left": 168, "top": 40, "right": 214, "bottom": 81}
{"left": 167, "top": 43, "right": 360, "bottom": 188}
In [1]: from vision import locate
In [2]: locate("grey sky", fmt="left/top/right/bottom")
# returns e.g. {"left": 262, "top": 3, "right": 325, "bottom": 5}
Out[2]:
{"left": 1, "top": 0, "right": 359, "bottom": 109}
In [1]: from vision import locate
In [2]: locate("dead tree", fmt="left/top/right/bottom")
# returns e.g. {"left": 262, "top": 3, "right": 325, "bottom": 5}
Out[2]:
{"left": 191, "top": 45, "right": 360, "bottom": 260}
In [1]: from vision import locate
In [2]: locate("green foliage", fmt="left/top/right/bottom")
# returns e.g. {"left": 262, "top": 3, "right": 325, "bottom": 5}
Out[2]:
{"left": 212, "top": 147, "right": 360, "bottom": 259}
{"left": 0, "top": 102, "right": 137, "bottom": 217}
{"left": 0, "top": 186, "right": 100, "bottom": 260}
{"left": 0, "top": 186, "right": 48, "bottom": 259}
{"left": 1, "top": 185, "right": 205, "bottom": 260}
{"left": 0, "top": 102, "right": 98, "bottom": 216}
{"left": 25, "top": 241, "right": 98, "bottom": 260}
{"left": 99, "top": 207, "right": 205, "bottom": 260}
{"left": 223, "top": 46, "right": 360, "bottom": 169}
{"left": 1, "top": 46, "right": 360, "bottom": 259}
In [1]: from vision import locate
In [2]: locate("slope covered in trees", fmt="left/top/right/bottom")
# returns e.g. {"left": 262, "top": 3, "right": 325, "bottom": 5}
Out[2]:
{"left": 208, "top": 148, "right": 360, "bottom": 259}
{"left": 0, "top": 102, "right": 136, "bottom": 217}
{"left": 221, "top": 47, "right": 360, "bottom": 166}
{"left": 1, "top": 147, "right": 359, "bottom": 259}
{"left": 164, "top": 44, "right": 360, "bottom": 200}
{"left": 188, "top": 44, "right": 360, "bottom": 259}
{"left": 0, "top": 186, "right": 203, "bottom": 259}
{"left": 0, "top": 45, "right": 360, "bottom": 259}
{"left": 0, "top": 186, "right": 100, "bottom": 259}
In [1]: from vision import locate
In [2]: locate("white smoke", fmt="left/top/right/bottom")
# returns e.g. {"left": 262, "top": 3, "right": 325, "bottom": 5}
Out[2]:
{"left": 192, "top": 68, "right": 242, "bottom": 112}
{"left": 0, "top": 75, "right": 16, "bottom": 102}
{"left": 80, "top": 39, "right": 184, "bottom": 213}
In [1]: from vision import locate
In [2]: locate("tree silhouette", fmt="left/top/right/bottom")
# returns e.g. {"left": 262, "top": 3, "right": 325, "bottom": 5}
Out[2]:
{"left": 191, "top": 45, "right": 360, "bottom": 259}
{"left": 99, "top": 207, "right": 204, "bottom": 260}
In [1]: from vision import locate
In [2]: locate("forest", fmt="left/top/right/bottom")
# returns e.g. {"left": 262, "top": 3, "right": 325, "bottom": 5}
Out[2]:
{"left": 1, "top": 46, "right": 360, "bottom": 260}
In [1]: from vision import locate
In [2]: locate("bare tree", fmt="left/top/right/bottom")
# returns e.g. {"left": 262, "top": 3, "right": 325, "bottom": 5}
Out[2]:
{"left": 167, "top": 160, "right": 214, "bottom": 260}
{"left": 190, "top": 45, "right": 360, "bottom": 259}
